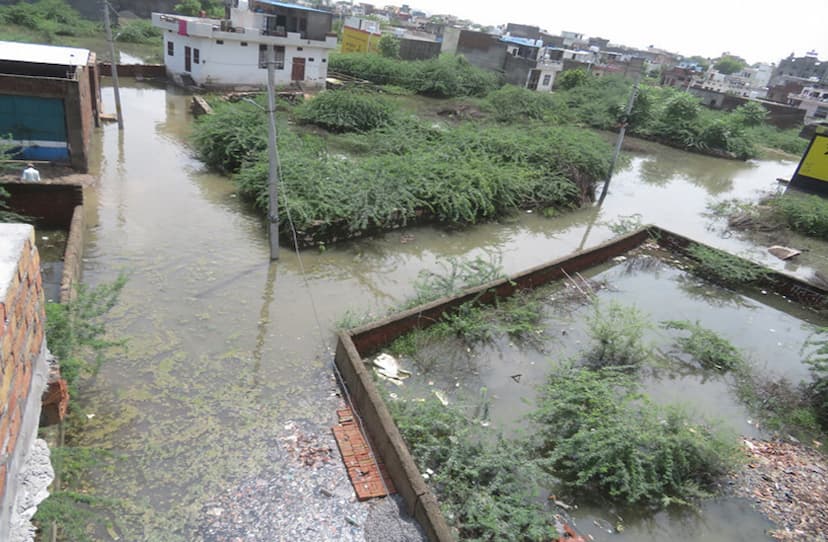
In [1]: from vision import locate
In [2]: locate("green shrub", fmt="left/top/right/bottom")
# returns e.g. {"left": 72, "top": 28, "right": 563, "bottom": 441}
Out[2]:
{"left": 745, "top": 124, "right": 807, "bottom": 155}
{"left": 530, "top": 366, "right": 739, "bottom": 508}
{"left": 686, "top": 243, "right": 769, "bottom": 286}
{"left": 45, "top": 276, "right": 127, "bottom": 395}
{"left": 662, "top": 320, "right": 744, "bottom": 371}
{"left": 228, "top": 116, "right": 610, "bottom": 242}
{"left": 329, "top": 53, "right": 500, "bottom": 97}
{"left": 731, "top": 102, "right": 767, "bottom": 127}
{"left": 295, "top": 90, "right": 394, "bottom": 132}
{"left": 484, "top": 85, "right": 562, "bottom": 122}
{"left": 391, "top": 397, "right": 558, "bottom": 541}
{"left": 584, "top": 301, "right": 652, "bottom": 369}
{"left": 377, "top": 34, "right": 399, "bottom": 59}
{"left": 770, "top": 193, "right": 828, "bottom": 239}
{"left": 192, "top": 99, "right": 267, "bottom": 173}
{"left": 0, "top": 0, "right": 98, "bottom": 40}
{"left": 115, "top": 19, "right": 163, "bottom": 44}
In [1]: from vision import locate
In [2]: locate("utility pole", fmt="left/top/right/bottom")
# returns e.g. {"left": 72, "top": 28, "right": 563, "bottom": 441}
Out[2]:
{"left": 265, "top": 46, "right": 281, "bottom": 260}
{"left": 598, "top": 66, "right": 642, "bottom": 204}
{"left": 102, "top": 0, "right": 124, "bottom": 130}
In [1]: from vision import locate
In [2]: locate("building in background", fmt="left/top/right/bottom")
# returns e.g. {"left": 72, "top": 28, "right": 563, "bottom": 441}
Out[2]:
{"left": 152, "top": 0, "right": 337, "bottom": 89}
{"left": 0, "top": 41, "right": 100, "bottom": 172}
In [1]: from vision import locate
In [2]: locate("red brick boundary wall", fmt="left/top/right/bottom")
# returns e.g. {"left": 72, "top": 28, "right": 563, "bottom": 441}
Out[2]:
{"left": 0, "top": 224, "right": 50, "bottom": 538}
{"left": 334, "top": 226, "right": 828, "bottom": 542}
{"left": 98, "top": 63, "right": 167, "bottom": 79}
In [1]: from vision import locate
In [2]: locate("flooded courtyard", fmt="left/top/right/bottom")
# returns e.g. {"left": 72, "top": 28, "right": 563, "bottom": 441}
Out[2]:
{"left": 64, "top": 80, "right": 825, "bottom": 540}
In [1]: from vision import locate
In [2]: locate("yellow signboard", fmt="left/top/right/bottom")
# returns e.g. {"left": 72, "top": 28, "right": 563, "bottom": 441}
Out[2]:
{"left": 798, "top": 134, "right": 828, "bottom": 183}
{"left": 342, "top": 26, "right": 379, "bottom": 54}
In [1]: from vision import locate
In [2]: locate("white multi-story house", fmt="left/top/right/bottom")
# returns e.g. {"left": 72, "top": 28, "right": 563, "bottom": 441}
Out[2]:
{"left": 788, "top": 85, "right": 828, "bottom": 124}
{"left": 152, "top": 0, "right": 337, "bottom": 89}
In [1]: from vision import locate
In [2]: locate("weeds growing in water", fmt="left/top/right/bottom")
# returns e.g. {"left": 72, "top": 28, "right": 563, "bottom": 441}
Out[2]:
{"left": 530, "top": 365, "right": 740, "bottom": 508}
{"left": 404, "top": 255, "right": 505, "bottom": 308}
{"left": 803, "top": 328, "right": 828, "bottom": 431}
{"left": 686, "top": 243, "right": 769, "bottom": 286}
{"left": 45, "top": 275, "right": 128, "bottom": 395}
{"left": 584, "top": 301, "right": 653, "bottom": 369}
{"left": 770, "top": 193, "right": 828, "bottom": 240}
{"left": 662, "top": 320, "right": 745, "bottom": 372}
{"left": 390, "top": 396, "right": 558, "bottom": 541}
{"left": 34, "top": 277, "right": 128, "bottom": 540}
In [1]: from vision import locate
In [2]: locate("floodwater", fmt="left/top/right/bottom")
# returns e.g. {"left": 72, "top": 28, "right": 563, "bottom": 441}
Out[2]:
{"left": 72, "top": 80, "right": 826, "bottom": 540}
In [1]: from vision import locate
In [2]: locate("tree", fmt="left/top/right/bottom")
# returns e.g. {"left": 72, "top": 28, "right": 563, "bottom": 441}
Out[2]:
{"left": 556, "top": 69, "right": 589, "bottom": 90}
{"left": 731, "top": 101, "right": 767, "bottom": 127}
{"left": 174, "top": 0, "right": 223, "bottom": 17}
{"left": 662, "top": 92, "right": 700, "bottom": 125}
{"left": 713, "top": 55, "right": 746, "bottom": 75}
{"left": 377, "top": 34, "right": 400, "bottom": 59}
{"left": 684, "top": 55, "right": 710, "bottom": 70}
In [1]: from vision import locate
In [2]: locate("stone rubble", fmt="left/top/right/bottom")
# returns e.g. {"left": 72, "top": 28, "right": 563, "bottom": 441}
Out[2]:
{"left": 196, "top": 419, "right": 425, "bottom": 542}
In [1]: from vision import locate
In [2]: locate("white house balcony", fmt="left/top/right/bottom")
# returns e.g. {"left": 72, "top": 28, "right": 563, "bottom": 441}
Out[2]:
{"left": 152, "top": 13, "right": 337, "bottom": 49}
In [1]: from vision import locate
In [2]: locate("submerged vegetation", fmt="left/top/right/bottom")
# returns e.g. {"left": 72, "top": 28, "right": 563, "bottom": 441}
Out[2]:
{"left": 35, "top": 278, "right": 127, "bottom": 540}
{"left": 391, "top": 397, "right": 558, "bottom": 541}
{"left": 686, "top": 243, "right": 770, "bottom": 286}
{"left": 193, "top": 97, "right": 611, "bottom": 244}
{"left": 663, "top": 320, "right": 745, "bottom": 372}
{"left": 531, "top": 365, "right": 739, "bottom": 508}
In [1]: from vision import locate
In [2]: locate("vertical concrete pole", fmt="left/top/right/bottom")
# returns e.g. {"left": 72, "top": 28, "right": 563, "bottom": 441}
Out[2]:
{"left": 265, "top": 46, "right": 280, "bottom": 260}
{"left": 103, "top": 0, "right": 124, "bottom": 130}
{"left": 598, "top": 69, "right": 642, "bottom": 204}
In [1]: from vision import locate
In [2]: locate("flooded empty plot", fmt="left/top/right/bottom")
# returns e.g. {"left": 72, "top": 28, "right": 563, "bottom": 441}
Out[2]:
{"left": 374, "top": 245, "right": 826, "bottom": 541}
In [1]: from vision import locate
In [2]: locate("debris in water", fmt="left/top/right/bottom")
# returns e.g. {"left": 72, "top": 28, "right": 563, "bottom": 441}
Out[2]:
{"left": 732, "top": 438, "right": 828, "bottom": 542}
{"left": 768, "top": 246, "right": 801, "bottom": 260}
{"left": 433, "top": 390, "right": 449, "bottom": 406}
{"left": 370, "top": 353, "right": 411, "bottom": 385}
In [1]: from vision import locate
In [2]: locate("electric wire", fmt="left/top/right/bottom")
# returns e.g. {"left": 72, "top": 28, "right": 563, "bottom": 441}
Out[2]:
{"left": 271, "top": 106, "right": 406, "bottom": 530}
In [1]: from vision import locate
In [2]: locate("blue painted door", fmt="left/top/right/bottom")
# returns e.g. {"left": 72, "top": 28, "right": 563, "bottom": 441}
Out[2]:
{"left": 0, "top": 95, "right": 69, "bottom": 161}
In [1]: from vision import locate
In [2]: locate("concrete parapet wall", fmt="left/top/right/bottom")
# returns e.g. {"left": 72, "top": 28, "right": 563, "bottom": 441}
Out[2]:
{"left": 0, "top": 224, "right": 51, "bottom": 539}
{"left": 334, "top": 226, "right": 828, "bottom": 542}
{"left": 98, "top": 63, "right": 167, "bottom": 78}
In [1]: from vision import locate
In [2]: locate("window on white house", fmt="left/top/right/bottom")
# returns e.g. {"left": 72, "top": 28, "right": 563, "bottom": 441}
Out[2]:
{"left": 216, "top": 40, "right": 224, "bottom": 45}
{"left": 241, "top": 41, "right": 248, "bottom": 46}
{"left": 259, "top": 45, "right": 285, "bottom": 69}
{"left": 542, "top": 74, "right": 551, "bottom": 86}
{"left": 167, "top": 41, "right": 174, "bottom": 56}
{"left": 193, "top": 48, "right": 200, "bottom": 64}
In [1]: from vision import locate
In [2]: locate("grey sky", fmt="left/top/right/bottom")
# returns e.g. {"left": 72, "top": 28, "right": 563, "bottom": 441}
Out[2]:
{"left": 384, "top": 0, "right": 828, "bottom": 65}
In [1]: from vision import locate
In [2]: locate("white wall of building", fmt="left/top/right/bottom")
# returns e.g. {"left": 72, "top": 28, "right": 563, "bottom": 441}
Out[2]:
{"left": 163, "top": 31, "right": 330, "bottom": 88}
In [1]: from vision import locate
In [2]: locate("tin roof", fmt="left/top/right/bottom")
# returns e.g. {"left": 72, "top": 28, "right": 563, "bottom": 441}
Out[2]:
{"left": 253, "top": 0, "right": 330, "bottom": 14}
{"left": 500, "top": 35, "right": 543, "bottom": 48}
{"left": 0, "top": 41, "right": 91, "bottom": 66}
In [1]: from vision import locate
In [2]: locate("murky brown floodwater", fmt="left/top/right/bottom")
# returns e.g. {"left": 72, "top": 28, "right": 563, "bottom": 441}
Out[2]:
{"left": 73, "top": 81, "right": 826, "bottom": 540}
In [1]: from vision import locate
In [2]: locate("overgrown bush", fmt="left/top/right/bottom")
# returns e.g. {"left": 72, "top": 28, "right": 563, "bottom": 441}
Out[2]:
{"left": 530, "top": 365, "right": 739, "bottom": 508}
{"left": 391, "top": 397, "right": 558, "bottom": 541}
{"left": 584, "top": 301, "right": 652, "bottom": 369}
{"left": 484, "top": 85, "right": 562, "bottom": 123}
{"left": 770, "top": 193, "right": 828, "bottom": 239}
{"left": 663, "top": 320, "right": 744, "bottom": 371}
{"left": 192, "top": 100, "right": 267, "bottom": 173}
{"left": 686, "top": 243, "right": 769, "bottom": 286}
{"left": 329, "top": 53, "right": 500, "bottom": 97}
{"left": 45, "top": 276, "right": 127, "bottom": 394}
{"left": 115, "top": 19, "right": 163, "bottom": 44}
{"left": 221, "top": 112, "right": 610, "bottom": 242}
{"left": 0, "top": 0, "right": 98, "bottom": 41}
{"left": 295, "top": 90, "right": 394, "bottom": 132}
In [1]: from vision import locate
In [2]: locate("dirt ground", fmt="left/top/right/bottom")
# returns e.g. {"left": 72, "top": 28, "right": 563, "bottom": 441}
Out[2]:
{"left": 733, "top": 438, "right": 827, "bottom": 541}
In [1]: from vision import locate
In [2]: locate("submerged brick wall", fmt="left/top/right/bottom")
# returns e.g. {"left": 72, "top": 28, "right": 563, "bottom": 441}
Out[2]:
{"left": 0, "top": 224, "right": 50, "bottom": 538}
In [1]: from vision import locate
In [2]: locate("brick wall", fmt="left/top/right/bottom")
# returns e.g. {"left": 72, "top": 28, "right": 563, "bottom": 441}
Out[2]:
{"left": 0, "top": 224, "right": 50, "bottom": 537}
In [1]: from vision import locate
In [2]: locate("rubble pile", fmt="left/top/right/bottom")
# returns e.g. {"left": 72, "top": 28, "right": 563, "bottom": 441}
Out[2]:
{"left": 734, "top": 439, "right": 828, "bottom": 542}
